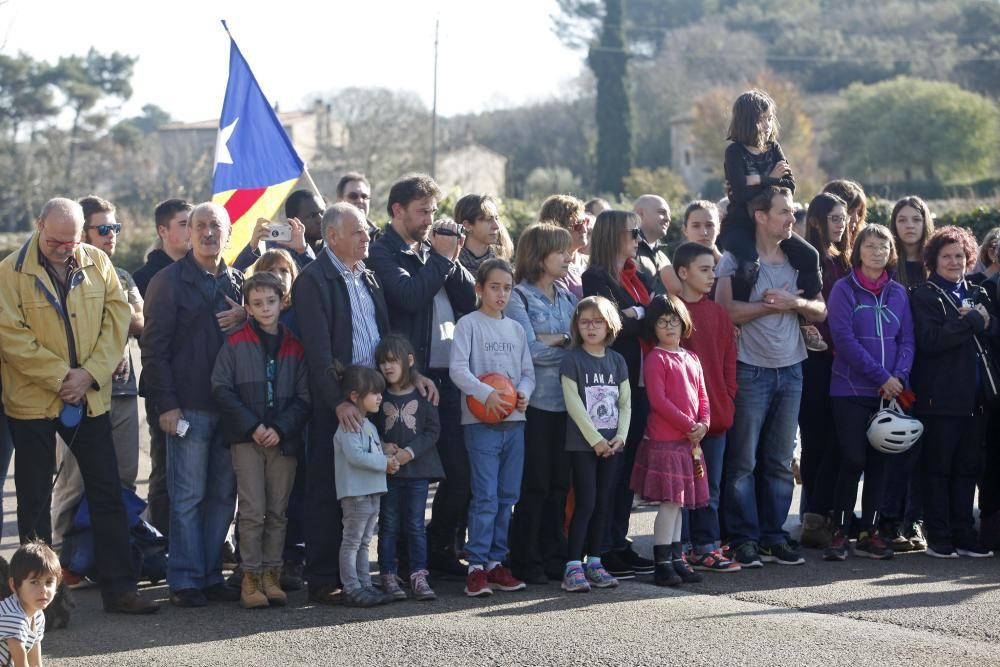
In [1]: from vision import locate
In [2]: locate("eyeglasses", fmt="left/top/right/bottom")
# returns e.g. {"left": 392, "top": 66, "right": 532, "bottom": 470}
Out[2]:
{"left": 347, "top": 192, "right": 371, "bottom": 201}
{"left": 578, "top": 318, "right": 607, "bottom": 329}
{"left": 827, "top": 215, "right": 847, "bottom": 225}
{"left": 85, "top": 223, "right": 121, "bottom": 236}
{"left": 862, "top": 243, "right": 891, "bottom": 255}
{"left": 43, "top": 238, "right": 81, "bottom": 249}
{"left": 655, "top": 316, "right": 682, "bottom": 329}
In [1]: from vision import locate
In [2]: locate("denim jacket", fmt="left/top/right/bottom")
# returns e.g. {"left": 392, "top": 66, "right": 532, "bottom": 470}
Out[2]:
{"left": 505, "top": 281, "right": 578, "bottom": 412}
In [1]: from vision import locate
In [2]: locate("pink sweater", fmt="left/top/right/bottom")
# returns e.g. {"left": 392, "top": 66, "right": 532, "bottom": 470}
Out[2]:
{"left": 643, "top": 346, "right": 710, "bottom": 442}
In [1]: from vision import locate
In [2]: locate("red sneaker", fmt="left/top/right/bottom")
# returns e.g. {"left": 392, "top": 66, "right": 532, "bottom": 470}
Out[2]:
{"left": 486, "top": 565, "right": 526, "bottom": 591}
{"left": 464, "top": 569, "right": 493, "bottom": 597}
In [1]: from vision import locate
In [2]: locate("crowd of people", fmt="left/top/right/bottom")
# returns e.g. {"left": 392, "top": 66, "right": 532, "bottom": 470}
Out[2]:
{"left": 0, "top": 86, "right": 996, "bottom": 656}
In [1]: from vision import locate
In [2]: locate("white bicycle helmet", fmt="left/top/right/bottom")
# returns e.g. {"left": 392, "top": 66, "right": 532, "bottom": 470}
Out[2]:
{"left": 867, "top": 399, "right": 923, "bottom": 454}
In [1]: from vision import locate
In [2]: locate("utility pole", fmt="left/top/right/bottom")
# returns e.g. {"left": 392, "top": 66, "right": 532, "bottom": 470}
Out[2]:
{"left": 430, "top": 18, "right": 439, "bottom": 178}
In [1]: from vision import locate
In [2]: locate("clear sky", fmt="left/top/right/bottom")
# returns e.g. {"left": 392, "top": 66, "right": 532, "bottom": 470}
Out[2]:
{"left": 1, "top": 0, "right": 587, "bottom": 123}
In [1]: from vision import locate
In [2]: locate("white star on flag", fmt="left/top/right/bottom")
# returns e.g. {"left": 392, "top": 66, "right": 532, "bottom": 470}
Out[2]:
{"left": 214, "top": 117, "right": 239, "bottom": 173}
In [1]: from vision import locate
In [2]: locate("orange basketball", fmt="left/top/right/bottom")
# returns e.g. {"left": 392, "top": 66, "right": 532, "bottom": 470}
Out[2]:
{"left": 467, "top": 373, "right": 517, "bottom": 424}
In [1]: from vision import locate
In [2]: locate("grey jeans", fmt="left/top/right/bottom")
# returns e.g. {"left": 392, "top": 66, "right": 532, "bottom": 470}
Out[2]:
{"left": 339, "top": 493, "right": 381, "bottom": 593}
{"left": 231, "top": 442, "right": 297, "bottom": 571}
{"left": 51, "top": 395, "right": 141, "bottom": 550}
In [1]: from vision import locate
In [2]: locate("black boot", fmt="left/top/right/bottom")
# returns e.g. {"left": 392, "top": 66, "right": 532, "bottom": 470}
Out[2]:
{"left": 653, "top": 545, "right": 681, "bottom": 587}
{"left": 671, "top": 543, "right": 703, "bottom": 583}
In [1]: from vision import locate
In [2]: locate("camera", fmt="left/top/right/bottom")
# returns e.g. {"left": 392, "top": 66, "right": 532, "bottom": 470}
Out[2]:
{"left": 267, "top": 222, "right": 293, "bottom": 242}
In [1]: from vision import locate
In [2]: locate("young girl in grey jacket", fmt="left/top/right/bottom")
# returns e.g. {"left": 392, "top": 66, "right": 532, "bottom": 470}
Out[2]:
{"left": 333, "top": 365, "right": 400, "bottom": 608}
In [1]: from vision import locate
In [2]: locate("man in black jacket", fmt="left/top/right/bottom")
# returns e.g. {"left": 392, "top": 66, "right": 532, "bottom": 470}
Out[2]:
{"left": 134, "top": 198, "right": 192, "bottom": 537}
{"left": 292, "top": 202, "right": 390, "bottom": 604}
{"left": 133, "top": 199, "right": 192, "bottom": 297}
{"left": 369, "top": 174, "right": 476, "bottom": 575}
{"left": 141, "top": 202, "right": 246, "bottom": 608}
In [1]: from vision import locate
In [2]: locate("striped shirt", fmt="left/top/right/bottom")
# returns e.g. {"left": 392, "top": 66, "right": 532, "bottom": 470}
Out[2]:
{"left": 325, "top": 247, "right": 380, "bottom": 367}
{"left": 0, "top": 595, "right": 45, "bottom": 665}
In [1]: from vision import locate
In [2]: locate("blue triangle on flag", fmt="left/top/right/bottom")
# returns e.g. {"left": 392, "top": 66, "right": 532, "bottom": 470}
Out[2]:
{"left": 211, "top": 34, "right": 304, "bottom": 194}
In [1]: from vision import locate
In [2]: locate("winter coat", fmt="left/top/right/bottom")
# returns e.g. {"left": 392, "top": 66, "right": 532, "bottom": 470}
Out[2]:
{"left": 828, "top": 273, "right": 915, "bottom": 398}
{"left": 211, "top": 322, "right": 310, "bottom": 456}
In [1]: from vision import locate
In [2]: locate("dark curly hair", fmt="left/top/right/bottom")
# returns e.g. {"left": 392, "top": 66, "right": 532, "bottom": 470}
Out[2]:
{"left": 923, "top": 225, "right": 978, "bottom": 275}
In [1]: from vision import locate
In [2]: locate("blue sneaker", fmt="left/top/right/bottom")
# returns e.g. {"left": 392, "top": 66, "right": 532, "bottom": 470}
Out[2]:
{"left": 584, "top": 562, "right": 619, "bottom": 589}
{"left": 561, "top": 563, "right": 590, "bottom": 593}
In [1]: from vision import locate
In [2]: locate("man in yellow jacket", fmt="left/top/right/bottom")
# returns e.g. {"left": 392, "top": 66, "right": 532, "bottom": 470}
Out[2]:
{"left": 0, "top": 198, "right": 158, "bottom": 614}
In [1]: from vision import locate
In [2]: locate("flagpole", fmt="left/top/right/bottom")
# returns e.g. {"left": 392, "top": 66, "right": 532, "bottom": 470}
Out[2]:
{"left": 430, "top": 18, "right": 439, "bottom": 178}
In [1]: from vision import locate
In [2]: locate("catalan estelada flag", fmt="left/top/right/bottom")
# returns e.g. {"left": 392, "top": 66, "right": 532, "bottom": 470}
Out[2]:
{"left": 212, "top": 22, "right": 304, "bottom": 264}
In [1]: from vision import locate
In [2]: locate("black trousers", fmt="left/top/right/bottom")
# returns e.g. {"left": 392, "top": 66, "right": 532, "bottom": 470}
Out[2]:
{"left": 509, "top": 407, "right": 570, "bottom": 576}
{"left": 10, "top": 413, "right": 136, "bottom": 597}
{"left": 568, "top": 449, "right": 622, "bottom": 562}
{"left": 425, "top": 372, "right": 470, "bottom": 555}
{"left": 799, "top": 351, "right": 839, "bottom": 515}
{"left": 603, "top": 387, "right": 648, "bottom": 554}
{"left": 303, "top": 408, "right": 342, "bottom": 588}
{"left": 829, "top": 397, "right": 889, "bottom": 528}
{"left": 920, "top": 413, "right": 987, "bottom": 548}
{"left": 978, "top": 409, "right": 1000, "bottom": 516}
{"left": 144, "top": 400, "right": 170, "bottom": 537}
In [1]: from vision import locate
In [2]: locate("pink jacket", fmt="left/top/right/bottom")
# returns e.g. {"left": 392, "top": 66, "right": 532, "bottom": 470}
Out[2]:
{"left": 643, "top": 347, "right": 709, "bottom": 442}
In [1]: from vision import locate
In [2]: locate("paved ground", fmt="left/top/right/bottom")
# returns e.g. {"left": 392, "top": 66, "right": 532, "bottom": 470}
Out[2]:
{"left": 29, "top": 504, "right": 1000, "bottom": 667}
{"left": 2, "top": 343, "right": 999, "bottom": 665}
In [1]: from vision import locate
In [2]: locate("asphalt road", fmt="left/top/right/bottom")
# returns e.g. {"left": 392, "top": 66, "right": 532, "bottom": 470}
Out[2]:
{"left": 32, "top": 504, "right": 1000, "bottom": 667}
{"left": 2, "top": 343, "right": 998, "bottom": 665}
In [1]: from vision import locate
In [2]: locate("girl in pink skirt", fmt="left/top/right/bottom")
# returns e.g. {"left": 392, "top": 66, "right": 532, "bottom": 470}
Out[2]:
{"left": 631, "top": 294, "right": 710, "bottom": 586}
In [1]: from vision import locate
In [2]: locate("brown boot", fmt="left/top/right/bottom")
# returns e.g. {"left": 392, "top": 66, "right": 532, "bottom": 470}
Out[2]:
{"left": 240, "top": 571, "right": 268, "bottom": 609}
{"left": 262, "top": 567, "right": 287, "bottom": 606}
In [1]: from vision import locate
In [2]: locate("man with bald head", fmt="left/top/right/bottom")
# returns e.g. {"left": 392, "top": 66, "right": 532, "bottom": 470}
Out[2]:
{"left": 292, "top": 201, "right": 390, "bottom": 604}
{"left": 0, "top": 198, "right": 158, "bottom": 614}
{"left": 633, "top": 194, "right": 681, "bottom": 295}
{"left": 141, "top": 201, "right": 245, "bottom": 608}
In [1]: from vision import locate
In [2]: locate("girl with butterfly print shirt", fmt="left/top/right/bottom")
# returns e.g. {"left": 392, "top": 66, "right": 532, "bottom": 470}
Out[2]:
{"left": 373, "top": 334, "right": 445, "bottom": 601}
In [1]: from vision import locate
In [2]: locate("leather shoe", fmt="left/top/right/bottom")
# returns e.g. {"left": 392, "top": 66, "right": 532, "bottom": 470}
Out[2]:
{"left": 104, "top": 591, "right": 160, "bottom": 614}
{"left": 307, "top": 583, "right": 342, "bottom": 605}
{"left": 203, "top": 582, "right": 240, "bottom": 602}
{"left": 170, "top": 588, "right": 208, "bottom": 608}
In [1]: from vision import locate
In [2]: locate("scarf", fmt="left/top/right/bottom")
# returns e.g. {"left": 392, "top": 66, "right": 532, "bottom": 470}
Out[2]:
{"left": 620, "top": 259, "right": 653, "bottom": 356}
{"left": 853, "top": 267, "right": 889, "bottom": 295}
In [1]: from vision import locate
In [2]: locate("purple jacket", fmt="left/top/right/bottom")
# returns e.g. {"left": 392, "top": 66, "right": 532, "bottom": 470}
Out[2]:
{"left": 828, "top": 272, "right": 915, "bottom": 398}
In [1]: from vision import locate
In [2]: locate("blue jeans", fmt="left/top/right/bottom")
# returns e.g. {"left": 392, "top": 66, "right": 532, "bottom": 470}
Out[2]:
{"left": 166, "top": 409, "right": 236, "bottom": 591}
{"left": 687, "top": 434, "right": 727, "bottom": 553}
{"left": 339, "top": 493, "right": 380, "bottom": 593}
{"left": 378, "top": 477, "right": 430, "bottom": 574}
{"left": 723, "top": 362, "right": 803, "bottom": 548}
{"left": 464, "top": 423, "right": 525, "bottom": 566}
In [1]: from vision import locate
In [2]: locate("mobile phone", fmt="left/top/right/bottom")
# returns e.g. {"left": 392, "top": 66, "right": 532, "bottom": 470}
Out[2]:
{"left": 962, "top": 298, "right": 975, "bottom": 309}
{"left": 176, "top": 419, "right": 190, "bottom": 438}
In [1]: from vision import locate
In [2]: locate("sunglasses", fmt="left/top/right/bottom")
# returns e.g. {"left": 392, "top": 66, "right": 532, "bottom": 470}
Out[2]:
{"left": 626, "top": 228, "right": 641, "bottom": 239}
{"left": 347, "top": 192, "right": 371, "bottom": 201}
{"left": 86, "top": 223, "right": 121, "bottom": 236}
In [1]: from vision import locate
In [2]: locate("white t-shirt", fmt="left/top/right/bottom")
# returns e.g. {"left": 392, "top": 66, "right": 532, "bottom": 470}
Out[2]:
{"left": 0, "top": 595, "right": 45, "bottom": 665}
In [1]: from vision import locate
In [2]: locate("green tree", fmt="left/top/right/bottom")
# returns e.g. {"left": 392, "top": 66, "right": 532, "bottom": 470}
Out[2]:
{"left": 829, "top": 76, "right": 1000, "bottom": 183}
{"left": 588, "top": 0, "right": 632, "bottom": 196}
{"left": 53, "top": 48, "right": 136, "bottom": 185}
{"left": 955, "top": 0, "right": 1000, "bottom": 98}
